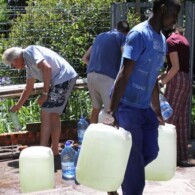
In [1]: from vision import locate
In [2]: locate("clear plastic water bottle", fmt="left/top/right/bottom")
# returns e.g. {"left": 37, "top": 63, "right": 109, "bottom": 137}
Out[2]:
{"left": 74, "top": 146, "right": 81, "bottom": 185}
{"left": 77, "top": 116, "right": 89, "bottom": 144}
{"left": 61, "top": 140, "right": 76, "bottom": 180}
{"left": 9, "top": 111, "right": 22, "bottom": 131}
{"left": 159, "top": 94, "right": 173, "bottom": 121}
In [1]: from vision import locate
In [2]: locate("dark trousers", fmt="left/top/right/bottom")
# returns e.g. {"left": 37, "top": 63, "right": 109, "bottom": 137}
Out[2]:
{"left": 115, "top": 103, "right": 159, "bottom": 195}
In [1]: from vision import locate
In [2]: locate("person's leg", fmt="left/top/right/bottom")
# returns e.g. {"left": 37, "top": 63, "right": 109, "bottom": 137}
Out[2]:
{"left": 177, "top": 99, "right": 189, "bottom": 161}
{"left": 165, "top": 76, "right": 181, "bottom": 161}
{"left": 87, "top": 73, "right": 103, "bottom": 123}
{"left": 165, "top": 72, "right": 191, "bottom": 162}
{"left": 115, "top": 103, "right": 146, "bottom": 195}
{"left": 40, "top": 110, "right": 51, "bottom": 147}
{"left": 100, "top": 75, "right": 114, "bottom": 113}
{"left": 50, "top": 112, "right": 61, "bottom": 155}
{"left": 41, "top": 77, "right": 77, "bottom": 155}
{"left": 172, "top": 73, "right": 191, "bottom": 162}
{"left": 89, "top": 74, "right": 114, "bottom": 123}
{"left": 40, "top": 111, "right": 61, "bottom": 155}
{"left": 90, "top": 107, "right": 101, "bottom": 124}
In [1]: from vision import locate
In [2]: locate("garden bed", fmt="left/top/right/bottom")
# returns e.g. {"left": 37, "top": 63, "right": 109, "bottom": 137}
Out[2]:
{"left": 0, "top": 120, "right": 78, "bottom": 146}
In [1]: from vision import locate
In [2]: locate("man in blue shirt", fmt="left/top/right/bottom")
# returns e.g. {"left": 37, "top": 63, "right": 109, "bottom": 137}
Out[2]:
{"left": 105, "top": 0, "right": 181, "bottom": 195}
{"left": 82, "top": 21, "right": 129, "bottom": 123}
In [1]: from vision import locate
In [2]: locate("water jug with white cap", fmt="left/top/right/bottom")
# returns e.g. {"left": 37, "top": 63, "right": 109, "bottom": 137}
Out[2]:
{"left": 76, "top": 123, "right": 132, "bottom": 192}
{"left": 145, "top": 123, "right": 176, "bottom": 181}
{"left": 19, "top": 146, "right": 55, "bottom": 193}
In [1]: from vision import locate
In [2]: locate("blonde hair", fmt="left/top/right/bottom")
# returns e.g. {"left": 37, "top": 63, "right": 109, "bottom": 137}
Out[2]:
{"left": 2, "top": 47, "right": 23, "bottom": 65}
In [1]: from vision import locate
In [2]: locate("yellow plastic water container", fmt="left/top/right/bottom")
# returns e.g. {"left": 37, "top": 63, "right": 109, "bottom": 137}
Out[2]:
{"left": 76, "top": 123, "right": 132, "bottom": 192}
{"left": 19, "top": 146, "right": 55, "bottom": 193}
{"left": 145, "top": 123, "right": 176, "bottom": 181}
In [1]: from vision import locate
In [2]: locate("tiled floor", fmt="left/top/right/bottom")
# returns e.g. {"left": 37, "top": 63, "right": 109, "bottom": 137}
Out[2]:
{"left": 0, "top": 140, "right": 195, "bottom": 195}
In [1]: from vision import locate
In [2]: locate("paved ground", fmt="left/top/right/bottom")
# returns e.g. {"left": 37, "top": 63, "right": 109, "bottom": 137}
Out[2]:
{"left": 0, "top": 140, "right": 195, "bottom": 195}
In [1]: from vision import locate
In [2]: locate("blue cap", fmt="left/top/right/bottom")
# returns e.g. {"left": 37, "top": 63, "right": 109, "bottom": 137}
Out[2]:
{"left": 65, "top": 140, "right": 74, "bottom": 147}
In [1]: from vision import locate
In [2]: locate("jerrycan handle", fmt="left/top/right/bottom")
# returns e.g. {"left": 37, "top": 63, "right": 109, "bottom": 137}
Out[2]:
{"left": 102, "top": 112, "right": 119, "bottom": 130}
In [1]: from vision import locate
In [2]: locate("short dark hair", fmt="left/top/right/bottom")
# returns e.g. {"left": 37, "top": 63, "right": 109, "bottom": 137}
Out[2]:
{"left": 162, "top": 24, "right": 183, "bottom": 38}
{"left": 116, "top": 20, "right": 130, "bottom": 34}
{"left": 153, "top": 0, "right": 181, "bottom": 13}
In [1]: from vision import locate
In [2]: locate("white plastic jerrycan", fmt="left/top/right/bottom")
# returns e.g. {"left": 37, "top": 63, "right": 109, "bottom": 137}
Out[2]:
{"left": 19, "top": 146, "right": 55, "bottom": 193}
{"left": 145, "top": 123, "right": 176, "bottom": 181}
{"left": 76, "top": 123, "right": 132, "bottom": 192}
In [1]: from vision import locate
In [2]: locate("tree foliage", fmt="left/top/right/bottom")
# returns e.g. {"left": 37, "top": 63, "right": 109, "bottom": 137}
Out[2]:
{"left": 0, "top": 0, "right": 10, "bottom": 35}
{"left": 0, "top": 0, "right": 141, "bottom": 130}
{"left": 0, "top": 0, "right": 139, "bottom": 78}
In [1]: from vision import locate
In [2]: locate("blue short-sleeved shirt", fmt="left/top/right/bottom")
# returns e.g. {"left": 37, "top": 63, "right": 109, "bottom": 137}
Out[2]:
{"left": 87, "top": 29, "right": 126, "bottom": 79}
{"left": 121, "top": 21, "right": 167, "bottom": 108}
{"left": 23, "top": 45, "right": 78, "bottom": 85}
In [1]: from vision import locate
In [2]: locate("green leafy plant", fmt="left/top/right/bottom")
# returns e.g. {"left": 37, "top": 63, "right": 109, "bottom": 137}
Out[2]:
{"left": 0, "top": 98, "right": 40, "bottom": 133}
{"left": 0, "top": 90, "right": 92, "bottom": 133}
{"left": 0, "top": 0, "right": 131, "bottom": 79}
{"left": 63, "top": 90, "right": 92, "bottom": 120}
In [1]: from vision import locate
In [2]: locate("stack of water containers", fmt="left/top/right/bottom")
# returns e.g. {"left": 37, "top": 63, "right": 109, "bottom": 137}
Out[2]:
{"left": 60, "top": 116, "right": 89, "bottom": 183}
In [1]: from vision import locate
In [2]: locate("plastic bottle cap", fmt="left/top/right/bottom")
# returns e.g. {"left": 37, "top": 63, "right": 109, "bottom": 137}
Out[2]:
{"left": 65, "top": 140, "right": 74, "bottom": 147}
